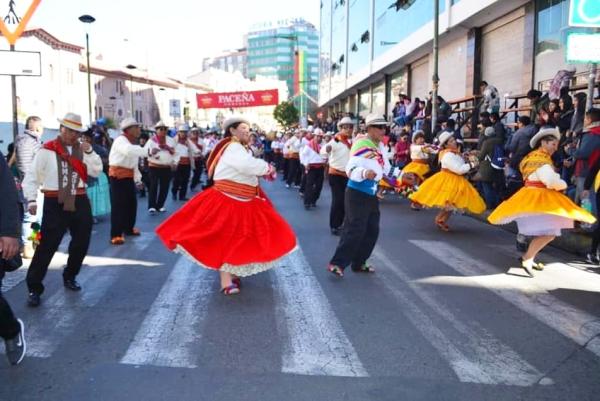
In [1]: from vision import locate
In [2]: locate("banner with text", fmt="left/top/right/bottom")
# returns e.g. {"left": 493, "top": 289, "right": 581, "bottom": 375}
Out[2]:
{"left": 196, "top": 89, "right": 279, "bottom": 109}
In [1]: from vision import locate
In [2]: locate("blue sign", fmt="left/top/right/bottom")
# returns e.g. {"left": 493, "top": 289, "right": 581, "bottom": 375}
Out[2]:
{"left": 569, "top": 0, "right": 600, "bottom": 28}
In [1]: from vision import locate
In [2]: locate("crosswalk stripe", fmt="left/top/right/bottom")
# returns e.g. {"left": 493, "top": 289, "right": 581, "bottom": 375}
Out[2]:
{"left": 372, "top": 247, "right": 547, "bottom": 386}
{"left": 120, "top": 257, "right": 214, "bottom": 368}
{"left": 272, "top": 249, "right": 368, "bottom": 377}
{"left": 23, "top": 268, "right": 120, "bottom": 358}
{"left": 409, "top": 240, "right": 600, "bottom": 358}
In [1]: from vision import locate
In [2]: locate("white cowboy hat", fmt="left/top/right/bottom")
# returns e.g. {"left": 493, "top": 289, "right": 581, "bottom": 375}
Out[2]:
{"left": 177, "top": 124, "right": 190, "bottom": 132}
{"left": 337, "top": 116, "right": 354, "bottom": 128}
{"left": 222, "top": 116, "right": 250, "bottom": 134}
{"left": 365, "top": 114, "right": 389, "bottom": 127}
{"left": 154, "top": 120, "right": 169, "bottom": 129}
{"left": 530, "top": 127, "right": 560, "bottom": 149}
{"left": 438, "top": 131, "right": 454, "bottom": 147}
{"left": 57, "top": 113, "right": 87, "bottom": 133}
{"left": 120, "top": 117, "right": 141, "bottom": 131}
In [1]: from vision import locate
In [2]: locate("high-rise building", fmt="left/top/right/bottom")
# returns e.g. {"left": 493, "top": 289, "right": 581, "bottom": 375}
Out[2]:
{"left": 202, "top": 48, "right": 248, "bottom": 78}
{"left": 246, "top": 18, "right": 319, "bottom": 120}
{"left": 319, "top": 0, "right": 596, "bottom": 120}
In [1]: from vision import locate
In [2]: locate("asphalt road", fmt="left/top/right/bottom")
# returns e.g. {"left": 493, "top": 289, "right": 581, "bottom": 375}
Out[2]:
{"left": 1, "top": 177, "right": 600, "bottom": 401}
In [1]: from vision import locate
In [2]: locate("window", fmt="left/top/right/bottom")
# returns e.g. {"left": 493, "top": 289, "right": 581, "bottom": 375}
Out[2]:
{"left": 373, "top": 0, "right": 446, "bottom": 58}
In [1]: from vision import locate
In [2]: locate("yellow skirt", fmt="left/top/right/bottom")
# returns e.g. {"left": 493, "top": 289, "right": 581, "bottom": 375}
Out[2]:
{"left": 409, "top": 171, "right": 486, "bottom": 214}
{"left": 488, "top": 187, "right": 596, "bottom": 225}
{"left": 402, "top": 161, "right": 430, "bottom": 181}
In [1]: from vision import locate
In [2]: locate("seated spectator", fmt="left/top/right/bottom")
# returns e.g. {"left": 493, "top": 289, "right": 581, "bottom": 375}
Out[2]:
{"left": 394, "top": 132, "right": 410, "bottom": 168}
{"left": 527, "top": 89, "right": 550, "bottom": 127}
{"left": 490, "top": 112, "right": 507, "bottom": 142}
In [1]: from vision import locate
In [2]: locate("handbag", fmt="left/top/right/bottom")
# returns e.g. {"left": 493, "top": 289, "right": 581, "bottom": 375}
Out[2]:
{"left": 0, "top": 252, "right": 22, "bottom": 273}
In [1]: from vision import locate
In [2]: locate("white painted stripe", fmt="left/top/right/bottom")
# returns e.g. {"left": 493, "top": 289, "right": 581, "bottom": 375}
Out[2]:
{"left": 23, "top": 268, "right": 120, "bottom": 358}
{"left": 372, "top": 247, "right": 547, "bottom": 386}
{"left": 272, "top": 249, "right": 368, "bottom": 377}
{"left": 120, "top": 257, "right": 213, "bottom": 368}
{"left": 410, "top": 240, "right": 600, "bottom": 358}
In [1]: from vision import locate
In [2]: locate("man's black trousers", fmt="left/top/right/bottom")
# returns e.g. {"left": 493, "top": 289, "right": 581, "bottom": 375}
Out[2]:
{"left": 148, "top": 166, "right": 172, "bottom": 210}
{"left": 190, "top": 158, "right": 203, "bottom": 190}
{"left": 304, "top": 167, "right": 324, "bottom": 206}
{"left": 328, "top": 174, "right": 348, "bottom": 229}
{"left": 110, "top": 177, "right": 137, "bottom": 238}
{"left": 27, "top": 196, "right": 93, "bottom": 295}
{"left": 330, "top": 188, "right": 380, "bottom": 270}
{"left": 286, "top": 158, "right": 301, "bottom": 186}
{"left": 172, "top": 164, "right": 191, "bottom": 200}
{"left": 0, "top": 270, "right": 19, "bottom": 340}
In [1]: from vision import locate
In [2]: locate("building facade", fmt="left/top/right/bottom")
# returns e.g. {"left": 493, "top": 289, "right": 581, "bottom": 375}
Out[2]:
{"left": 319, "top": 0, "right": 597, "bottom": 118}
{"left": 0, "top": 28, "right": 212, "bottom": 152}
{"left": 246, "top": 18, "right": 319, "bottom": 119}
{"left": 201, "top": 48, "right": 248, "bottom": 78}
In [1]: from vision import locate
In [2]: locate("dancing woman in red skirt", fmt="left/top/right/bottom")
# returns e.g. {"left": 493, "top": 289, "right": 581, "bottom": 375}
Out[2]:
{"left": 156, "top": 117, "right": 297, "bottom": 295}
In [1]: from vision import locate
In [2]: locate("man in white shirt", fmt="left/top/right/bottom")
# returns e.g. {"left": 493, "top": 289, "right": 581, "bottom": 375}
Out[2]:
{"left": 146, "top": 121, "right": 176, "bottom": 214}
{"left": 108, "top": 118, "right": 152, "bottom": 244}
{"left": 23, "top": 113, "right": 103, "bottom": 306}
{"left": 285, "top": 130, "right": 303, "bottom": 188}
{"left": 300, "top": 130, "right": 327, "bottom": 210}
{"left": 324, "top": 117, "right": 353, "bottom": 235}
{"left": 171, "top": 125, "right": 192, "bottom": 201}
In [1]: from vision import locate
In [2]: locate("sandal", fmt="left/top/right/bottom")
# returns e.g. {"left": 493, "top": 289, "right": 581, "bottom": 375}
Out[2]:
{"left": 127, "top": 228, "right": 141, "bottom": 236}
{"left": 221, "top": 284, "right": 240, "bottom": 295}
{"left": 327, "top": 264, "right": 344, "bottom": 277}
{"left": 110, "top": 236, "right": 125, "bottom": 245}
{"left": 435, "top": 220, "right": 449, "bottom": 232}
{"left": 351, "top": 263, "right": 375, "bottom": 273}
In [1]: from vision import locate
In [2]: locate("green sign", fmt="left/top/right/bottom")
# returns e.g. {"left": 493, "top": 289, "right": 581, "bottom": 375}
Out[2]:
{"left": 566, "top": 32, "right": 600, "bottom": 63}
{"left": 569, "top": 0, "right": 600, "bottom": 28}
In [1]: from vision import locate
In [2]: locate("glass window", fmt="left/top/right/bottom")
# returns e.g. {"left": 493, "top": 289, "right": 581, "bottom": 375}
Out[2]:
{"left": 387, "top": 69, "right": 408, "bottom": 116}
{"left": 347, "top": 0, "right": 371, "bottom": 78}
{"left": 534, "top": 0, "right": 592, "bottom": 83}
{"left": 331, "top": 0, "right": 347, "bottom": 95}
{"left": 358, "top": 88, "right": 372, "bottom": 117}
{"left": 372, "top": 81, "right": 385, "bottom": 116}
{"left": 373, "top": 0, "right": 446, "bottom": 58}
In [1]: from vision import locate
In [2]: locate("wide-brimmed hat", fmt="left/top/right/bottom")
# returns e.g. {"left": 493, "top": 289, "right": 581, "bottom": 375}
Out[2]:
{"left": 177, "top": 124, "right": 189, "bottom": 133}
{"left": 57, "top": 113, "right": 87, "bottom": 133}
{"left": 365, "top": 114, "right": 389, "bottom": 127}
{"left": 222, "top": 116, "right": 250, "bottom": 134}
{"left": 120, "top": 117, "right": 141, "bottom": 131}
{"left": 530, "top": 127, "right": 560, "bottom": 149}
{"left": 337, "top": 116, "right": 354, "bottom": 128}
{"left": 155, "top": 120, "right": 169, "bottom": 129}
{"left": 438, "top": 131, "right": 454, "bottom": 147}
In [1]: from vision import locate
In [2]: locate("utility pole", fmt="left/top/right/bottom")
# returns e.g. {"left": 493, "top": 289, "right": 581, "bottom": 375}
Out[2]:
{"left": 431, "top": 0, "right": 440, "bottom": 136}
{"left": 10, "top": 44, "right": 18, "bottom": 143}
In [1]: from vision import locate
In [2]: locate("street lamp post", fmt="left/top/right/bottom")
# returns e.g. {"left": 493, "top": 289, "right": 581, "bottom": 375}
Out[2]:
{"left": 79, "top": 14, "right": 96, "bottom": 125}
{"left": 126, "top": 64, "right": 137, "bottom": 118}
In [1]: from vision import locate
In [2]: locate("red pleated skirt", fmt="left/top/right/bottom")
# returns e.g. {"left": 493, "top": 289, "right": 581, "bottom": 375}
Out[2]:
{"left": 156, "top": 187, "right": 297, "bottom": 276}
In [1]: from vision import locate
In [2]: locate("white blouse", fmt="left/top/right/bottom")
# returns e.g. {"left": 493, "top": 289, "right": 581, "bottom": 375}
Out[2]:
{"left": 213, "top": 142, "right": 270, "bottom": 187}
{"left": 527, "top": 164, "right": 567, "bottom": 191}
{"left": 440, "top": 152, "right": 471, "bottom": 176}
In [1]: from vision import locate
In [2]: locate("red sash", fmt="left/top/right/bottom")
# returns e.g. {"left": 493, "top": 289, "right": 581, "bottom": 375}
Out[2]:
{"left": 206, "top": 137, "right": 233, "bottom": 179}
{"left": 43, "top": 139, "right": 88, "bottom": 183}
{"left": 334, "top": 134, "right": 351, "bottom": 149}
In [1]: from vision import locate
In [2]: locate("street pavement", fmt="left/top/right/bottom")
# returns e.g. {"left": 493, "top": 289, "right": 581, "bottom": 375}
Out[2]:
{"left": 1, "top": 178, "right": 600, "bottom": 401}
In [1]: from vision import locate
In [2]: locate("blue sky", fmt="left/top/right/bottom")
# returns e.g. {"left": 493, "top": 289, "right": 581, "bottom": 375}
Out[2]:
{"left": 4, "top": 0, "right": 320, "bottom": 78}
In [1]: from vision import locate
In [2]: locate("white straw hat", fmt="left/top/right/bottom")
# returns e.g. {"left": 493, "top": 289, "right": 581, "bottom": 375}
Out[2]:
{"left": 530, "top": 127, "right": 560, "bottom": 149}
{"left": 57, "top": 113, "right": 87, "bottom": 133}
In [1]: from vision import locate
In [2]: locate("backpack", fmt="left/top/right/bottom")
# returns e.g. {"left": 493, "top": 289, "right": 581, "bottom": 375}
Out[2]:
{"left": 490, "top": 143, "right": 506, "bottom": 170}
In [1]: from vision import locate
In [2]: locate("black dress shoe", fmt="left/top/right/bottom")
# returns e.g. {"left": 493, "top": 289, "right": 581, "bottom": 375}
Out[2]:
{"left": 63, "top": 279, "right": 82, "bottom": 291}
{"left": 27, "top": 293, "right": 41, "bottom": 307}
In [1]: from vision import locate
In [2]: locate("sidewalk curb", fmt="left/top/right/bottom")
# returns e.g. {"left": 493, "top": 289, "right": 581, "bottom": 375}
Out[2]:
{"left": 469, "top": 211, "right": 591, "bottom": 256}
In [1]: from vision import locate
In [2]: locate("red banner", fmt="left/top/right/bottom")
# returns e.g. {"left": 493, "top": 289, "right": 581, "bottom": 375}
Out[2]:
{"left": 196, "top": 89, "right": 279, "bottom": 109}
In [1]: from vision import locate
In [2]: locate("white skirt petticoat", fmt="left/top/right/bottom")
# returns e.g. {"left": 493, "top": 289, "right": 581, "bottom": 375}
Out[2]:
{"left": 516, "top": 214, "right": 574, "bottom": 236}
